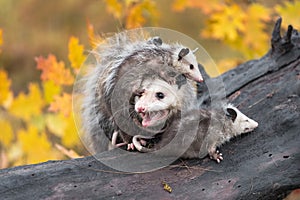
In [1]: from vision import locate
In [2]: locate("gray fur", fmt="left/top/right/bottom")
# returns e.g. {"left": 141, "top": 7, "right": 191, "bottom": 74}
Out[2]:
{"left": 132, "top": 77, "right": 258, "bottom": 162}
{"left": 81, "top": 31, "right": 201, "bottom": 154}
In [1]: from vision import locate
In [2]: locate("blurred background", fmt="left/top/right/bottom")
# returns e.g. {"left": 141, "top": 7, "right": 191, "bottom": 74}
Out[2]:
{"left": 0, "top": 0, "right": 299, "bottom": 169}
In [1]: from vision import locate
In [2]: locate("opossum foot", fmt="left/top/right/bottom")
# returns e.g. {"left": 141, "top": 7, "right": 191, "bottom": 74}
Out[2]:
{"left": 127, "top": 143, "right": 135, "bottom": 151}
{"left": 132, "top": 135, "right": 153, "bottom": 152}
{"left": 210, "top": 150, "right": 223, "bottom": 163}
{"left": 140, "top": 139, "right": 147, "bottom": 146}
{"left": 115, "top": 142, "right": 127, "bottom": 148}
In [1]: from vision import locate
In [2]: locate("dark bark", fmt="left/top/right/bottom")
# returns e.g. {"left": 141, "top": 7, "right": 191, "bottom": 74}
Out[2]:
{"left": 0, "top": 18, "right": 299, "bottom": 200}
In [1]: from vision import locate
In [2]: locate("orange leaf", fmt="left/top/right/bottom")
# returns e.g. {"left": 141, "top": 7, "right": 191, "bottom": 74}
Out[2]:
{"left": 55, "top": 143, "right": 82, "bottom": 159}
{"left": 36, "top": 54, "right": 74, "bottom": 86}
{"left": 0, "top": 29, "right": 3, "bottom": 47}
{"left": 86, "top": 20, "right": 104, "bottom": 49}
{"left": 49, "top": 93, "right": 72, "bottom": 117}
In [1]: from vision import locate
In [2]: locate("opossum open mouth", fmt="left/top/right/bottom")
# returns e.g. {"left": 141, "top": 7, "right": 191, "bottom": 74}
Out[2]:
{"left": 139, "top": 110, "right": 169, "bottom": 127}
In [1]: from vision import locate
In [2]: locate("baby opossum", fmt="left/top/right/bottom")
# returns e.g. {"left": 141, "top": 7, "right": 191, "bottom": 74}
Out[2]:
{"left": 132, "top": 79, "right": 259, "bottom": 163}
{"left": 82, "top": 31, "right": 203, "bottom": 153}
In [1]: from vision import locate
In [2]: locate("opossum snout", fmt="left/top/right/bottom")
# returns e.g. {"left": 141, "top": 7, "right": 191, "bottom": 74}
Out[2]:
{"left": 252, "top": 121, "right": 259, "bottom": 129}
{"left": 244, "top": 119, "right": 258, "bottom": 133}
{"left": 137, "top": 106, "right": 146, "bottom": 113}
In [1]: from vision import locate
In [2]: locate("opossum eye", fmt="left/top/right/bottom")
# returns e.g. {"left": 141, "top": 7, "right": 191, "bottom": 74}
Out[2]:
{"left": 189, "top": 64, "right": 194, "bottom": 70}
{"left": 245, "top": 119, "right": 249, "bottom": 122}
{"left": 155, "top": 92, "right": 165, "bottom": 99}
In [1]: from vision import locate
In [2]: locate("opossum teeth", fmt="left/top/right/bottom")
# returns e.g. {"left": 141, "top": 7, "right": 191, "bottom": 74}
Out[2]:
{"left": 141, "top": 110, "right": 169, "bottom": 127}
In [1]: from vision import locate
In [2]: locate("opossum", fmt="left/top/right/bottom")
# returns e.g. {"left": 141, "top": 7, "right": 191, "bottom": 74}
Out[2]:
{"left": 82, "top": 31, "right": 203, "bottom": 153}
{"left": 132, "top": 79, "right": 259, "bottom": 162}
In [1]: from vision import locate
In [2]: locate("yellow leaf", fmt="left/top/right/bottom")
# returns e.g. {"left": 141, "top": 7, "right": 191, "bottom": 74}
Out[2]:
{"left": 18, "top": 125, "right": 60, "bottom": 164}
{"left": 0, "top": 119, "right": 14, "bottom": 148}
{"left": 61, "top": 113, "right": 81, "bottom": 148}
{"left": 48, "top": 93, "right": 72, "bottom": 117}
{"left": 275, "top": 1, "right": 300, "bottom": 30}
{"left": 36, "top": 54, "right": 74, "bottom": 86}
{"left": 172, "top": 0, "right": 223, "bottom": 14}
{"left": 9, "top": 83, "right": 44, "bottom": 121}
{"left": 42, "top": 80, "right": 61, "bottom": 104}
{"left": 45, "top": 113, "right": 80, "bottom": 148}
{"left": 104, "top": 0, "right": 123, "bottom": 19}
{"left": 0, "top": 69, "right": 13, "bottom": 107}
{"left": 217, "top": 58, "right": 241, "bottom": 74}
{"left": 45, "top": 113, "right": 67, "bottom": 137}
{"left": 242, "top": 4, "right": 270, "bottom": 58}
{"left": 126, "top": 0, "right": 159, "bottom": 28}
{"left": 201, "top": 5, "right": 246, "bottom": 41}
{"left": 68, "top": 36, "right": 86, "bottom": 70}
{"left": 7, "top": 143, "right": 23, "bottom": 166}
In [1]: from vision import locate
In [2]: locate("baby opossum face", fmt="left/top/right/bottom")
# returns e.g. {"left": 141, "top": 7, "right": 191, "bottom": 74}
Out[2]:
{"left": 173, "top": 47, "right": 203, "bottom": 83}
{"left": 226, "top": 105, "right": 258, "bottom": 135}
{"left": 134, "top": 79, "right": 179, "bottom": 127}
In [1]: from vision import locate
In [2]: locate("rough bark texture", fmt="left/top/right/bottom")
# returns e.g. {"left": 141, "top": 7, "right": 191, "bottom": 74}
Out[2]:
{"left": 0, "top": 18, "right": 299, "bottom": 200}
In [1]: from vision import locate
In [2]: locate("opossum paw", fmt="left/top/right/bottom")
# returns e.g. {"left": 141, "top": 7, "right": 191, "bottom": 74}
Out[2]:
{"left": 140, "top": 139, "right": 147, "bottom": 146}
{"left": 210, "top": 150, "right": 223, "bottom": 163}
{"left": 127, "top": 143, "right": 135, "bottom": 151}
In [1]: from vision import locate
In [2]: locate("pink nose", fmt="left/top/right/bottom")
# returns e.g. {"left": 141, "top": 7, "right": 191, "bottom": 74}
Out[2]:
{"left": 137, "top": 107, "right": 145, "bottom": 113}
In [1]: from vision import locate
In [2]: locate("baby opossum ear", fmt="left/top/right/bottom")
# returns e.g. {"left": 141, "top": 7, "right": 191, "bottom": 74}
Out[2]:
{"left": 148, "top": 36, "right": 162, "bottom": 46}
{"left": 178, "top": 48, "right": 190, "bottom": 61}
{"left": 129, "top": 89, "right": 145, "bottom": 105}
{"left": 226, "top": 108, "right": 237, "bottom": 122}
{"left": 152, "top": 37, "right": 162, "bottom": 46}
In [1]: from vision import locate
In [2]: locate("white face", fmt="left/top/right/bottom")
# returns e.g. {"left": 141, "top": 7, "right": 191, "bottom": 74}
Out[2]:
{"left": 134, "top": 79, "right": 178, "bottom": 127}
{"left": 227, "top": 105, "right": 259, "bottom": 134}
{"left": 173, "top": 47, "right": 203, "bottom": 83}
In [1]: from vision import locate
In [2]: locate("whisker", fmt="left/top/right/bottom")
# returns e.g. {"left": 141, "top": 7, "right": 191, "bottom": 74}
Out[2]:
{"left": 111, "top": 105, "right": 131, "bottom": 119}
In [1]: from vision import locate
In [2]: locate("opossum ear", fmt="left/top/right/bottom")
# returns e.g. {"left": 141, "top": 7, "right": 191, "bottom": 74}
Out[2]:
{"left": 226, "top": 108, "right": 237, "bottom": 122}
{"left": 129, "top": 89, "right": 145, "bottom": 105}
{"left": 192, "top": 48, "right": 199, "bottom": 54}
{"left": 178, "top": 48, "right": 189, "bottom": 61}
{"left": 148, "top": 36, "right": 162, "bottom": 46}
{"left": 152, "top": 37, "right": 162, "bottom": 46}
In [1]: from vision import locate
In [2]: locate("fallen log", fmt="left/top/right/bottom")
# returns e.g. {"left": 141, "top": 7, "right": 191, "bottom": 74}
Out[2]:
{"left": 0, "top": 18, "right": 299, "bottom": 200}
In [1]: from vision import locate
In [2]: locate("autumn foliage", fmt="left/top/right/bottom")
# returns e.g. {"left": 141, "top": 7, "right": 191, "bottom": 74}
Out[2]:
{"left": 0, "top": 0, "right": 299, "bottom": 168}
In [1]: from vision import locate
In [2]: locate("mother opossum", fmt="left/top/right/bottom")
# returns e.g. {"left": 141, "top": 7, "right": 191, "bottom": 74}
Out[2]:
{"left": 81, "top": 32, "right": 203, "bottom": 153}
{"left": 130, "top": 76, "right": 259, "bottom": 162}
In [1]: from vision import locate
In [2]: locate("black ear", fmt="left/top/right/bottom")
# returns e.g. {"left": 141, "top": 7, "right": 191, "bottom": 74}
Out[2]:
{"left": 129, "top": 89, "right": 145, "bottom": 105}
{"left": 178, "top": 48, "right": 189, "bottom": 61}
{"left": 152, "top": 37, "right": 162, "bottom": 46}
{"left": 226, "top": 108, "right": 237, "bottom": 122}
{"left": 148, "top": 36, "right": 162, "bottom": 46}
